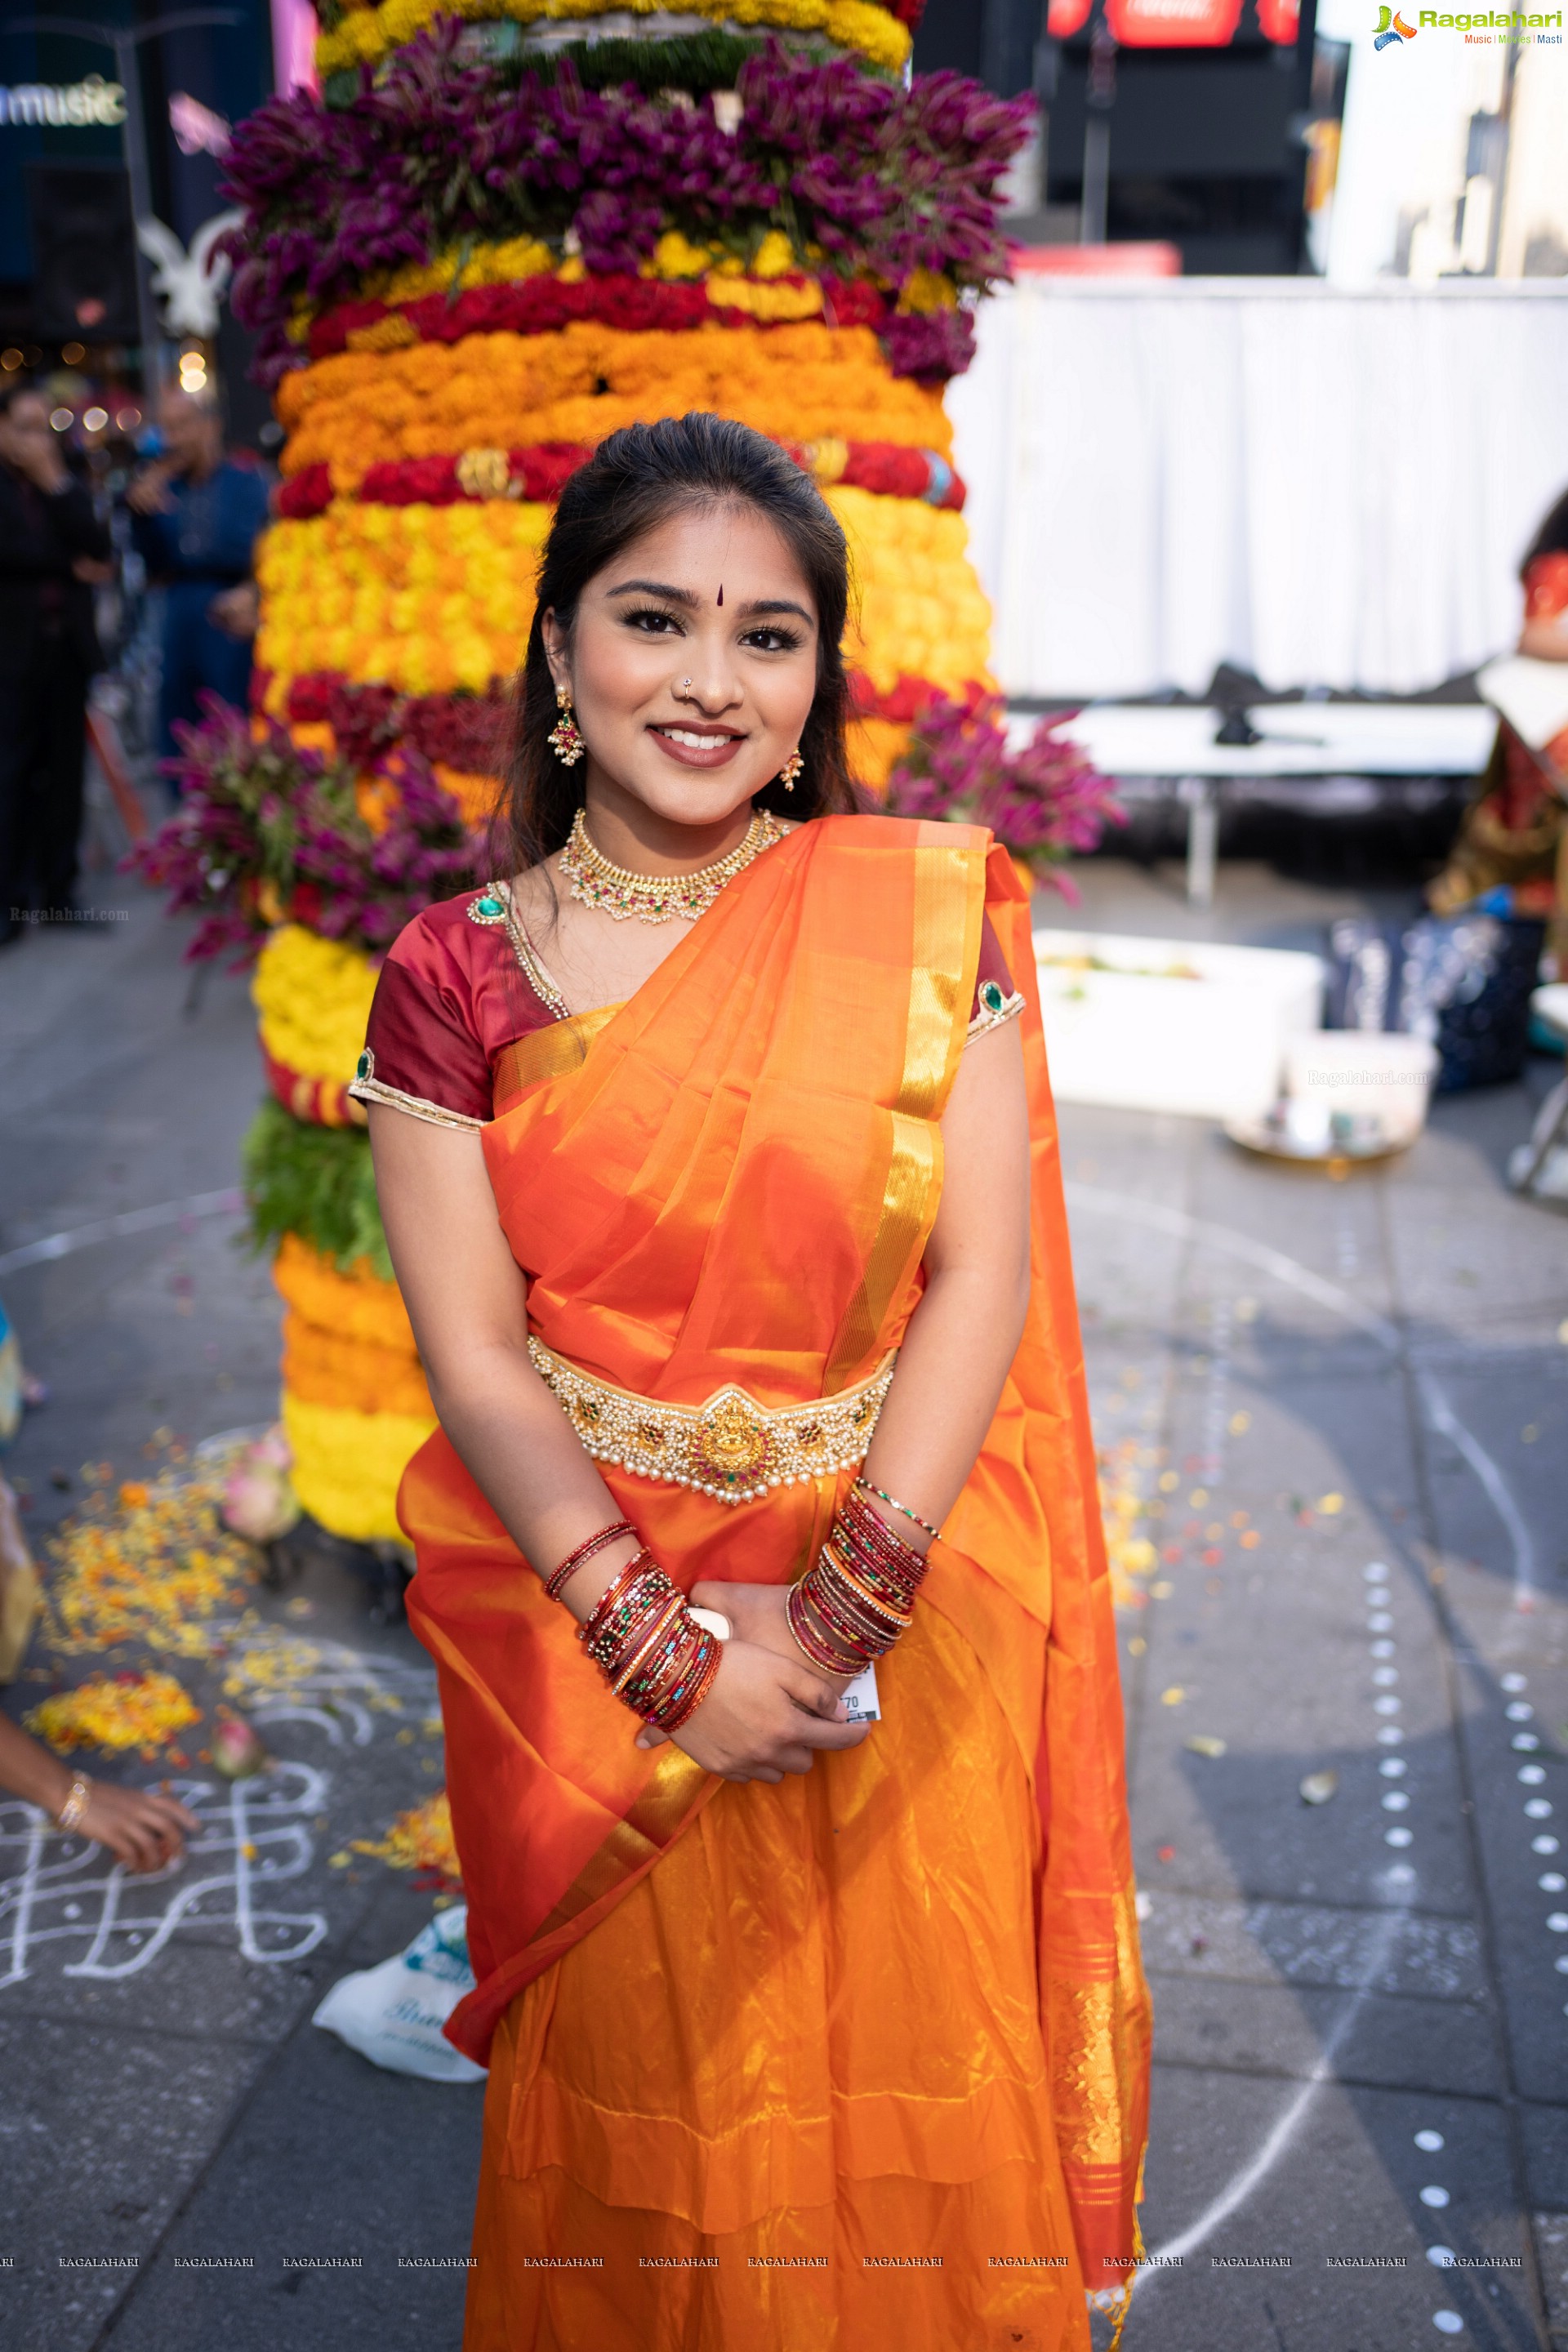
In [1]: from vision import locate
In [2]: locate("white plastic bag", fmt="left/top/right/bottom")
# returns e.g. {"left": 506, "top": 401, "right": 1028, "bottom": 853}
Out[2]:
{"left": 313, "top": 1904, "right": 487, "bottom": 2082}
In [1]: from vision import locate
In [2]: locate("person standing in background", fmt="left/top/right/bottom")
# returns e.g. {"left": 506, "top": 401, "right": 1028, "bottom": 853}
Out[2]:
{"left": 0, "top": 384, "right": 114, "bottom": 947}
{"left": 127, "top": 386, "right": 271, "bottom": 774}
{"left": 1429, "top": 486, "right": 1568, "bottom": 968}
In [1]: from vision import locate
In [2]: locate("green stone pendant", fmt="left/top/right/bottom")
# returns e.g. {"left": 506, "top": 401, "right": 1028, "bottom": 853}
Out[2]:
{"left": 467, "top": 892, "right": 508, "bottom": 926}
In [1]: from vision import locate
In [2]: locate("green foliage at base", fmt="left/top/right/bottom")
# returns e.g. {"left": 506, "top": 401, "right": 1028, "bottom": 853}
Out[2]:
{"left": 241, "top": 1099, "right": 393, "bottom": 1281}
{"left": 321, "top": 29, "right": 800, "bottom": 108}
{"left": 529, "top": 29, "right": 777, "bottom": 91}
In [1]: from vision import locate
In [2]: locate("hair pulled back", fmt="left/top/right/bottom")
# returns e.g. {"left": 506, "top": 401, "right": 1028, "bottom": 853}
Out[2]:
{"left": 1522, "top": 484, "right": 1568, "bottom": 577}
{"left": 501, "top": 413, "right": 860, "bottom": 875}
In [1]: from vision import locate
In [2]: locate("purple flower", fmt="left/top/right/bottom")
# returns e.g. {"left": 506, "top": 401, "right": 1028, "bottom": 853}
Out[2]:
{"left": 884, "top": 694, "right": 1123, "bottom": 884}
{"left": 879, "top": 308, "right": 975, "bottom": 385}
{"left": 127, "top": 695, "right": 490, "bottom": 964}
{"left": 221, "top": 32, "right": 1036, "bottom": 385}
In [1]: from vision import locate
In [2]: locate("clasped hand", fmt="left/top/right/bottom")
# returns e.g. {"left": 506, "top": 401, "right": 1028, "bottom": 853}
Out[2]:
{"left": 633, "top": 1579, "right": 869, "bottom": 1785}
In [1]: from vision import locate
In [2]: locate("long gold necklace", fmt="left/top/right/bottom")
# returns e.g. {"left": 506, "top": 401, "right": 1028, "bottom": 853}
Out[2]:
{"left": 560, "top": 807, "right": 784, "bottom": 925}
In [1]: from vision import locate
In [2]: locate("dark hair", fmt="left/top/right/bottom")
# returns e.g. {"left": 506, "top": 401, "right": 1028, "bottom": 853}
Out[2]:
{"left": 499, "top": 413, "right": 860, "bottom": 876}
{"left": 1522, "top": 486, "right": 1568, "bottom": 577}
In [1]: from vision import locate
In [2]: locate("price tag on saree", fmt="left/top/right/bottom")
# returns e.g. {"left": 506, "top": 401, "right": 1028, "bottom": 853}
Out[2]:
{"left": 840, "top": 1664, "right": 880, "bottom": 1723}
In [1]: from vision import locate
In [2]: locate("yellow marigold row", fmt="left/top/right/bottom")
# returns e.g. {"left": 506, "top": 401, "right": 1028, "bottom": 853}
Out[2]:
{"left": 318, "top": 0, "right": 910, "bottom": 78}
{"left": 281, "top": 1389, "right": 436, "bottom": 1544}
{"left": 830, "top": 486, "right": 994, "bottom": 699}
{"left": 358, "top": 226, "right": 834, "bottom": 314}
{"left": 275, "top": 320, "right": 951, "bottom": 493}
{"left": 252, "top": 923, "right": 381, "bottom": 1082}
{"left": 256, "top": 498, "right": 550, "bottom": 698}
{"left": 256, "top": 484, "right": 990, "bottom": 707}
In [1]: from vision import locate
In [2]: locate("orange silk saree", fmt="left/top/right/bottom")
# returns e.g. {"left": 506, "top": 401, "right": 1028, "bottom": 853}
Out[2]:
{"left": 399, "top": 813, "right": 1150, "bottom": 2349}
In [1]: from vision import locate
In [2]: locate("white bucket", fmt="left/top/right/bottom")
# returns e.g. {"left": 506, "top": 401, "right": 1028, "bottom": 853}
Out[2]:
{"left": 1282, "top": 1032, "right": 1439, "bottom": 1149}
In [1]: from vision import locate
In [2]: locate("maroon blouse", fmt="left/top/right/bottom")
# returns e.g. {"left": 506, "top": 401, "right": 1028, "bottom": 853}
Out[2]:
{"left": 352, "top": 886, "right": 1021, "bottom": 1131}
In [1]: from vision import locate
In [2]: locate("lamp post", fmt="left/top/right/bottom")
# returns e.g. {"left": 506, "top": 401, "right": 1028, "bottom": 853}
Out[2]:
{"left": 4, "top": 8, "right": 238, "bottom": 390}
{"left": 1081, "top": 6, "right": 1116, "bottom": 245}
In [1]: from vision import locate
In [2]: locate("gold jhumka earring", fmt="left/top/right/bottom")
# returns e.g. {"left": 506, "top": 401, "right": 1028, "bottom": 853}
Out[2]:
{"left": 548, "top": 684, "right": 585, "bottom": 766}
{"left": 778, "top": 750, "right": 804, "bottom": 795}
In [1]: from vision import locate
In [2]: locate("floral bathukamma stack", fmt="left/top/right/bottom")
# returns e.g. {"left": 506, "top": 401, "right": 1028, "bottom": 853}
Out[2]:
{"left": 226, "top": 7, "right": 1035, "bottom": 792}
{"left": 145, "top": 15, "right": 1047, "bottom": 1548}
{"left": 137, "top": 710, "right": 488, "bottom": 1544}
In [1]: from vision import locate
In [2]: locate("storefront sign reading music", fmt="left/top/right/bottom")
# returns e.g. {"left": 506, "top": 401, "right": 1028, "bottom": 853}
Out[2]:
{"left": 0, "top": 74, "right": 126, "bottom": 127}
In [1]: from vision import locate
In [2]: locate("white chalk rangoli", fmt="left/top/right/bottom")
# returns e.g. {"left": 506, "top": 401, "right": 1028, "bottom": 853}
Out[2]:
{"left": 1, "top": 1633, "right": 441, "bottom": 1991}
{"left": 0, "top": 1762, "right": 330, "bottom": 1987}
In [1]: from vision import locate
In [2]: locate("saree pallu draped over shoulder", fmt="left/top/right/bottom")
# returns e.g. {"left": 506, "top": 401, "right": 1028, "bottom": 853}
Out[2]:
{"left": 399, "top": 813, "right": 1151, "bottom": 2344}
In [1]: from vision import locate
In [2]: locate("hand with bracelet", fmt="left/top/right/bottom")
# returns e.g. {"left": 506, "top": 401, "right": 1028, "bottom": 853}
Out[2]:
{"left": 543, "top": 1517, "right": 871, "bottom": 1786}
{"left": 630, "top": 1480, "right": 941, "bottom": 1753}
{"left": 0, "top": 1712, "right": 199, "bottom": 1873}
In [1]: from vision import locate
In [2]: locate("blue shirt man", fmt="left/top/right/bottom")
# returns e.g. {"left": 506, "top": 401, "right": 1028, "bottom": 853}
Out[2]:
{"left": 128, "top": 389, "right": 271, "bottom": 771}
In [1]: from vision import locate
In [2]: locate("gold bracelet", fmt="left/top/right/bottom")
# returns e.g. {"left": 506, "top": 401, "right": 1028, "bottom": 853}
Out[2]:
{"left": 55, "top": 1773, "right": 91, "bottom": 1834}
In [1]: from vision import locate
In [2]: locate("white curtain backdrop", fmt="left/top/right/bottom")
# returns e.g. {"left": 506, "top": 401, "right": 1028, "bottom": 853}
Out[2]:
{"left": 947, "top": 279, "right": 1568, "bottom": 700}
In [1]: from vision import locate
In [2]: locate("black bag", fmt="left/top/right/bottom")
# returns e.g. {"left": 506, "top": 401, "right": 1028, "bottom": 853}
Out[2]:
{"left": 1325, "top": 913, "right": 1545, "bottom": 1092}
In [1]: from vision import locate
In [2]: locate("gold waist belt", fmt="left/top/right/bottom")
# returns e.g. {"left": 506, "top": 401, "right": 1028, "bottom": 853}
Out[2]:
{"left": 528, "top": 1338, "right": 897, "bottom": 1506}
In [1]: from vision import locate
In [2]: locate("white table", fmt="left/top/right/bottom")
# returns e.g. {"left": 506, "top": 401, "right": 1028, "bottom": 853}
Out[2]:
{"left": 1012, "top": 702, "right": 1499, "bottom": 907}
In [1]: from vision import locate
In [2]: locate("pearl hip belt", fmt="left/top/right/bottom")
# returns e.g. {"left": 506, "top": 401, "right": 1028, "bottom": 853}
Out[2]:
{"left": 527, "top": 1336, "right": 897, "bottom": 1505}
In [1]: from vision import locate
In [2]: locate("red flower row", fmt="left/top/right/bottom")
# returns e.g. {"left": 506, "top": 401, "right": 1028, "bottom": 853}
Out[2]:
{"left": 306, "top": 270, "right": 891, "bottom": 366}
{"left": 277, "top": 437, "right": 964, "bottom": 522}
{"left": 849, "top": 672, "right": 988, "bottom": 725}
{"left": 261, "top": 1043, "right": 365, "bottom": 1130}
{"left": 282, "top": 675, "right": 512, "bottom": 776}
{"left": 278, "top": 666, "right": 980, "bottom": 754}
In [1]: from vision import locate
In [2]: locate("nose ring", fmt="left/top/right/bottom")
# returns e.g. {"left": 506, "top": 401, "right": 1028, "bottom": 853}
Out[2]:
{"left": 678, "top": 677, "right": 693, "bottom": 697}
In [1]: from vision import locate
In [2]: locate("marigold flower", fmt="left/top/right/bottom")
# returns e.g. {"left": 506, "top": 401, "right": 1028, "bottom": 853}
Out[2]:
{"left": 28, "top": 1669, "right": 203, "bottom": 1753}
{"left": 351, "top": 1789, "right": 461, "bottom": 1885}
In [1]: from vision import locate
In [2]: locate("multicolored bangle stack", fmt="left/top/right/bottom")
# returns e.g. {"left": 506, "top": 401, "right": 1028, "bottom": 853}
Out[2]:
{"left": 565, "top": 1542, "right": 722, "bottom": 1735}
{"left": 786, "top": 1485, "right": 933, "bottom": 1675}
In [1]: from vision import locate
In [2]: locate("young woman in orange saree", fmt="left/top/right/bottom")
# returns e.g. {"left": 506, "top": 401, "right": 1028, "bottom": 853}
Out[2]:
{"left": 358, "top": 416, "right": 1150, "bottom": 2351}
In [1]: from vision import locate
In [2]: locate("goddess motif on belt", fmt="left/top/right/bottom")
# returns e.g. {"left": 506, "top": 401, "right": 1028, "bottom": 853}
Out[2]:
{"left": 527, "top": 1338, "right": 897, "bottom": 1505}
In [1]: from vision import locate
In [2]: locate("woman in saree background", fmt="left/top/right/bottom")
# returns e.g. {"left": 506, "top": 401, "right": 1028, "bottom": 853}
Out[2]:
{"left": 355, "top": 414, "right": 1151, "bottom": 2352}
{"left": 1430, "top": 484, "right": 1568, "bottom": 964}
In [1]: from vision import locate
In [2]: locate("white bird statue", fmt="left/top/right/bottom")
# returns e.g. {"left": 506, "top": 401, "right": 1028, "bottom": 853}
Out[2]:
{"left": 136, "top": 209, "right": 245, "bottom": 340}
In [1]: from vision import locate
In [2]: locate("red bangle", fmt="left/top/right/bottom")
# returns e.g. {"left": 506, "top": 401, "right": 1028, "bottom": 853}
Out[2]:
{"left": 786, "top": 1579, "right": 863, "bottom": 1673}
{"left": 853, "top": 1478, "right": 941, "bottom": 1541}
{"left": 840, "top": 1489, "right": 928, "bottom": 1577}
{"left": 572, "top": 1548, "right": 724, "bottom": 1735}
{"left": 547, "top": 1520, "right": 636, "bottom": 1603}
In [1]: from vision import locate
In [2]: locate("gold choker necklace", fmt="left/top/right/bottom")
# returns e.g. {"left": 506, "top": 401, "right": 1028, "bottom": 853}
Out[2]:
{"left": 560, "top": 808, "right": 783, "bottom": 925}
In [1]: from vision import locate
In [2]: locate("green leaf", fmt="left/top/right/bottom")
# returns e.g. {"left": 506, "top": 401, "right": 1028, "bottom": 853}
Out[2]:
{"left": 240, "top": 1100, "right": 393, "bottom": 1281}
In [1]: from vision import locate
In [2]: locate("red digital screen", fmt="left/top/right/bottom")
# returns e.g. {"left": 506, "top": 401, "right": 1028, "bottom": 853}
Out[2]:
{"left": 1047, "top": 0, "right": 1298, "bottom": 42}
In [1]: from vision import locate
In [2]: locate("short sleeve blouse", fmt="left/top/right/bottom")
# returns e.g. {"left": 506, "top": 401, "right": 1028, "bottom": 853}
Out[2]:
{"left": 350, "top": 885, "right": 1023, "bottom": 1131}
